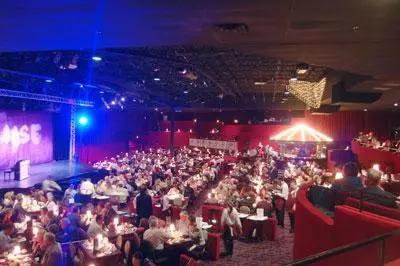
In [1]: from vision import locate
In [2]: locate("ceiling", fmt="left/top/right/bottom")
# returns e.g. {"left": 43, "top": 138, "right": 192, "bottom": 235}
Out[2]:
{"left": 0, "top": 0, "right": 399, "bottom": 111}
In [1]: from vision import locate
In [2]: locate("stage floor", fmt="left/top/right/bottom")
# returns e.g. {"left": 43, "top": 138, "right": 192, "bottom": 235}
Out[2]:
{"left": 0, "top": 160, "right": 98, "bottom": 190}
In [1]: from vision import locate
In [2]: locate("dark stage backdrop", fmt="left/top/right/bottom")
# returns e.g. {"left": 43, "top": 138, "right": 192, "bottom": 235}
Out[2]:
{"left": 0, "top": 110, "right": 53, "bottom": 170}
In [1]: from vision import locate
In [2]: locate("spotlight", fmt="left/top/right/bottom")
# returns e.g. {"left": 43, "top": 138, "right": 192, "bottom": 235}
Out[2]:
{"left": 136, "top": 136, "right": 139, "bottom": 139}
{"left": 121, "top": 97, "right": 125, "bottom": 102}
{"left": 364, "top": 108, "right": 368, "bottom": 112}
{"left": 193, "top": 119, "right": 197, "bottom": 123}
{"left": 121, "top": 105, "right": 124, "bottom": 109}
{"left": 99, "top": 91, "right": 104, "bottom": 94}
{"left": 106, "top": 106, "right": 110, "bottom": 109}
{"left": 183, "top": 90, "right": 189, "bottom": 94}
{"left": 394, "top": 102, "right": 399, "bottom": 107}
{"left": 92, "top": 56, "right": 102, "bottom": 62}
{"left": 154, "top": 108, "right": 159, "bottom": 111}
{"left": 45, "top": 79, "right": 53, "bottom": 83}
{"left": 111, "top": 101, "right": 116, "bottom": 105}
{"left": 154, "top": 77, "right": 160, "bottom": 81}
{"left": 216, "top": 119, "right": 220, "bottom": 123}
{"left": 189, "top": 129, "right": 192, "bottom": 133}
{"left": 78, "top": 116, "right": 89, "bottom": 126}
{"left": 234, "top": 119, "right": 239, "bottom": 124}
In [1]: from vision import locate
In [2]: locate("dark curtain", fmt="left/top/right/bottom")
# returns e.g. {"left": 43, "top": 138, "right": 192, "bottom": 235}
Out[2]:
{"left": 53, "top": 106, "right": 71, "bottom": 161}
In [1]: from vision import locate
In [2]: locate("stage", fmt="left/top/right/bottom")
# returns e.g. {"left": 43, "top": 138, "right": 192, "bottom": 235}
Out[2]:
{"left": 0, "top": 160, "right": 105, "bottom": 192}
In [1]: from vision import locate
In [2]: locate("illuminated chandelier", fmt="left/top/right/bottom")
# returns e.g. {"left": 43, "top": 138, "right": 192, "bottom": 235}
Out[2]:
{"left": 288, "top": 77, "right": 327, "bottom": 108}
{"left": 270, "top": 124, "right": 333, "bottom": 142}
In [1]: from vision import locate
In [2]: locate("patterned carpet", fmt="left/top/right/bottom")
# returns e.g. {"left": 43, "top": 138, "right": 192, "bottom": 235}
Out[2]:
{"left": 188, "top": 184, "right": 294, "bottom": 266}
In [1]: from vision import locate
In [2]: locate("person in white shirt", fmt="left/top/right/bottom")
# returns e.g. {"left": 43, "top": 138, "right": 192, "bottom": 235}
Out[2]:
{"left": 80, "top": 179, "right": 95, "bottom": 195}
{"left": 143, "top": 216, "right": 171, "bottom": 252}
{"left": 220, "top": 200, "right": 242, "bottom": 256}
{"left": 273, "top": 178, "right": 289, "bottom": 227}
{"left": 87, "top": 215, "right": 106, "bottom": 238}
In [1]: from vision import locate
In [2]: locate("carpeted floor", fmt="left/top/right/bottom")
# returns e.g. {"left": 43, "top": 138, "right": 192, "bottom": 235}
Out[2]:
{"left": 188, "top": 184, "right": 294, "bottom": 266}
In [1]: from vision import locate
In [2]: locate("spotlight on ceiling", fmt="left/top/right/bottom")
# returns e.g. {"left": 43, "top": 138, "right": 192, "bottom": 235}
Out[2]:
{"left": 92, "top": 56, "right": 102, "bottom": 62}
{"left": 183, "top": 90, "right": 189, "bottom": 94}
{"left": 364, "top": 108, "right": 368, "bottom": 112}
{"left": 394, "top": 102, "right": 399, "bottom": 107}
{"left": 121, "top": 97, "right": 125, "bottom": 102}
{"left": 99, "top": 91, "right": 104, "bottom": 94}
{"left": 153, "top": 77, "right": 160, "bottom": 81}
{"left": 45, "top": 79, "right": 53, "bottom": 83}
{"left": 234, "top": 119, "right": 239, "bottom": 124}
{"left": 111, "top": 101, "right": 116, "bottom": 105}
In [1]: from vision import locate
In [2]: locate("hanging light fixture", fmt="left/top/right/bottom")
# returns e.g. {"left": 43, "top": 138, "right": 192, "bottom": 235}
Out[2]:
{"left": 288, "top": 77, "right": 327, "bottom": 108}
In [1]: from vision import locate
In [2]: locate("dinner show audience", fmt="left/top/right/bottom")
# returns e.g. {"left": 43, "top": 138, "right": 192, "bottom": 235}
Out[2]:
{"left": 0, "top": 145, "right": 397, "bottom": 266}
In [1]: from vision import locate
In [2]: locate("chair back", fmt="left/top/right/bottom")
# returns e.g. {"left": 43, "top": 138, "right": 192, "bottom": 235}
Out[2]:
{"left": 140, "top": 240, "right": 156, "bottom": 260}
{"left": 239, "top": 206, "right": 250, "bottom": 214}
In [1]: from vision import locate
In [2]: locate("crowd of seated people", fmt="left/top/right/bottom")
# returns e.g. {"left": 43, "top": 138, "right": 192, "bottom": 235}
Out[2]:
{"left": 356, "top": 132, "right": 400, "bottom": 152}
{"left": 331, "top": 162, "right": 400, "bottom": 209}
{"left": 0, "top": 147, "right": 225, "bottom": 265}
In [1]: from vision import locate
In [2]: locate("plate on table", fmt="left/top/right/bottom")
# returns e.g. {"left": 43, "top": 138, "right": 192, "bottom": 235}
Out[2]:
{"left": 238, "top": 213, "right": 249, "bottom": 218}
{"left": 247, "top": 215, "right": 268, "bottom": 221}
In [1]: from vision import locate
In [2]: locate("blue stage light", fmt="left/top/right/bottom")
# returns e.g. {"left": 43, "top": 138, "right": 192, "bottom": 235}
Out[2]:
{"left": 78, "top": 116, "right": 89, "bottom": 126}
{"left": 92, "top": 56, "right": 102, "bottom": 62}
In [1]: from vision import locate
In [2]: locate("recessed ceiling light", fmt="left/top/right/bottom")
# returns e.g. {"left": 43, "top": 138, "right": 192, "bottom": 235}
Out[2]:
{"left": 92, "top": 56, "right": 102, "bottom": 61}
{"left": 234, "top": 119, "right": 239, "bottom": 123}
{"left": 183, "top": 90, "right": 189, "bottom": 94}
{"left": 363, "top": 108, "right": 367, "bottom": 112}
{"left": 154, "top": 78, "right": 160, "bottom": 81}
{"left": 45, "top": 79, "right": 53, "bottom": 83}
{"left": 99, "top": 91, "right": 104, "bottom": 94}
{"left": 394, "top": 102, "right": 399, "bottom": 107}
{"left": 121, "top": 97, "right": 125, "bottom": 101}
{"left": 111, "top": 101, "right": 116, "bottom": 105}
{"left": 106, "top": 106, "right": 110, "bottom": 109}
{"left": 254, "top": 81, "right": 267, "bottom": 86}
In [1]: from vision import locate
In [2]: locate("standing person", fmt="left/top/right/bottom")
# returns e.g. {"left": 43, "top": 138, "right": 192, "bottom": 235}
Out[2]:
{"left": 136, "top": 186, "right": 153, "bottom": 226}
{"left": 273, "top": 178, "right": 289, "bottom": 227}
{"left": 0, "top": 224, "right": 14, "bottom": 252}
{"left": 286, "top": 182, "right": 298, "bottom": 233}
{"left": 220, "top": 200, "right": 242, "bottom": 256}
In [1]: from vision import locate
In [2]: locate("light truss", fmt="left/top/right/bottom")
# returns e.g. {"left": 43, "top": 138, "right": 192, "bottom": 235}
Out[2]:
{"left": 0, "top": 88, "right": 94, "bottom": 107}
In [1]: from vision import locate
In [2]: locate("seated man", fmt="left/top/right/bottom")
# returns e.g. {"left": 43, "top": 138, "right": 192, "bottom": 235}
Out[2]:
{"left": 361, "top": 169, "right": 398, "bottom": 209}
{"left": 0, "top": 224, "right": 14, "bottom": 253}
{"left": 56, "top": 218, "right": 87, "bottom": 243}
{"left": 87, "top": 215, "right": 106, "bottom": 238}
{"left": 143, "top": 216, "right": 172, "bottom": 256}
{"left": 41, "top": 232, "right": 63, "bottom": 266}
{"left": 331, "top": 162, "right": 363, "bottom": 204}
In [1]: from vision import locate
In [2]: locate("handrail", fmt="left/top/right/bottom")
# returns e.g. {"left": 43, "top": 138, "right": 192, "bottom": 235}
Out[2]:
{"left": 287, "top": 228, "right": 400, "bottom": 266}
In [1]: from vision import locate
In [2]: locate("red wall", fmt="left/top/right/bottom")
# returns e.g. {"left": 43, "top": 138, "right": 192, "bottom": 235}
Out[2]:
{"left": 143, "top": 111, "right": 398, "bottom": 151}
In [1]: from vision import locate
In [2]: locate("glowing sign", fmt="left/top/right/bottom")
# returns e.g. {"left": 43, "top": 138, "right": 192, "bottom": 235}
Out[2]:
{"left": 0, "top": 124, "right": 42, "bottom": 150}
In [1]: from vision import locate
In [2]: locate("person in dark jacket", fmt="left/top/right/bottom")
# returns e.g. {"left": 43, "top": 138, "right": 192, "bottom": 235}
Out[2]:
{"left": 136, "top": 187, "right": 153, "bottom": 226}
{"left": 362, "top": 169, "right": 398, "bottom": 208}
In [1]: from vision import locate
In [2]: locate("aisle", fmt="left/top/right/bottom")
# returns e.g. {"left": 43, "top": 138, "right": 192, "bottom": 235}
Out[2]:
{"left": 189, "top": 186, "right": 295, "bottom": 266}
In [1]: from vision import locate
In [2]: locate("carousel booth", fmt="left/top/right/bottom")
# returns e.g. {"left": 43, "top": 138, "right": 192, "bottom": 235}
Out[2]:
{"left": 270, "top": 124, "right": 333, "bottom": 168}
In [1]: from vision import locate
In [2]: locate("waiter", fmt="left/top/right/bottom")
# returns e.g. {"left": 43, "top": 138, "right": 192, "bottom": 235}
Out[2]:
{"left": 221, "top": 200, "right": 242, "bottom": 256}
{"left": 273, "top": 177, "right": 289, "bottom": 227}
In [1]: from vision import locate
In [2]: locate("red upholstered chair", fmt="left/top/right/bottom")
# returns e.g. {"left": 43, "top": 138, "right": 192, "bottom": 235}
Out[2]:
{"left": 206, "top": 232, "right": 221, "bottom": 261}
{"left": 265, "top": 217, "right": 277, "bottom": 241}
{"left": 152, "top": 203, "right": 161, "bottom": 218}
{"left": 171, "top": 206, "right": 181, "bottom": 222}
{"left": 128, "top": 198, "right": 136, "bottom": 214}
{"left": 180, "top": 254, "right": 200, "bottom": 266}
{"left": 202, "top": 205, "right": 225, "bottom": 233}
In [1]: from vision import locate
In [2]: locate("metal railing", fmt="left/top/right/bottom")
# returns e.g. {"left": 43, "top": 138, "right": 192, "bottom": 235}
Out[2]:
{"left": 287, "top": 228, "right": 400, "bottom": 266}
